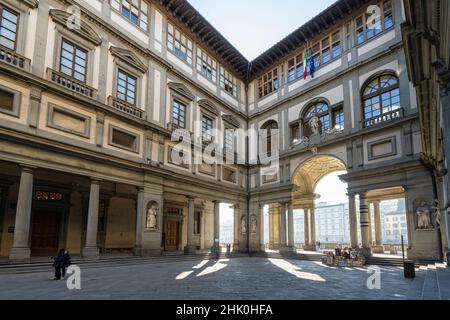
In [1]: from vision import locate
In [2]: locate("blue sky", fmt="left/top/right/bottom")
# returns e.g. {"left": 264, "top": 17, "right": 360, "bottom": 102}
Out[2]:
{"left": 188, "top": 0, "right": 337, "bottom": 60}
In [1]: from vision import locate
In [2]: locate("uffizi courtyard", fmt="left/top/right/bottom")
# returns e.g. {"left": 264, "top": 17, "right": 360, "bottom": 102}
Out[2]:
{"left": 0, "top": 0, "right": 449, "bottom": 302}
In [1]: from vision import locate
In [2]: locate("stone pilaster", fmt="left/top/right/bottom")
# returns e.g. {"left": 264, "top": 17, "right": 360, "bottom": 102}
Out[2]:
{"left": 348, "top": 193, "right": 358, "bottom": 248}
{"left": 9, "top": 166, "right": 35, "bottom": 262}
{"left": 184, "top": 196, "right": 196, "bottom": 253}
{"left": 82, "top": 179, "right": 100, "bottom": 259}
{"left": 133, "top": 187, "right": 145, "bottom": 256}
{"left": 212, "top": 200, "right": 220, "bottom": 253}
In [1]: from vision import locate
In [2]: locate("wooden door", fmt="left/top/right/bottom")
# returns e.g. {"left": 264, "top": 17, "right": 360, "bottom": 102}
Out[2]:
{"left": 165, "top": 220, "right": 179, "bottom": 251}
{"left": 31, "top": 210, "right": 61, "bottom": 255}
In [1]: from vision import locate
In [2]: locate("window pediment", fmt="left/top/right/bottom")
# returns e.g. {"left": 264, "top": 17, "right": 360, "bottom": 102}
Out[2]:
{"left": 168, "top": 82, "right": 195, "bottom": 101}
{"left": 110, "top": 46, "right": 148, "bottom": 74}
{"left": 20, "top": 0, "right": 39, "bottom": 8}
{"left": 198, "top": 99, "right": 219, "bottom": 116}
{"left": 222, "top": 114, "right": 240, "bottom": 128}
{"left": 49, "top": 9, "right": 102, "bottom": 46}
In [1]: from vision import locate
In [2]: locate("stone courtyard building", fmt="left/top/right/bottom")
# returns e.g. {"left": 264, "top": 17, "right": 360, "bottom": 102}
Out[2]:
{"left": 0, "top": 0, "right": 448, "bottom": 263}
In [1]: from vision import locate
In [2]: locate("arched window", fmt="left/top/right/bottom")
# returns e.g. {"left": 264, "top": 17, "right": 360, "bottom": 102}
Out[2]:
{"left": 261, "top": 120, "right": 278, "bottom": 157}
{"left": 302, "top": 102, "right": 331, "bottom": 137}
{"left": 362, "top": 74, "right": 400, "bottom": 127}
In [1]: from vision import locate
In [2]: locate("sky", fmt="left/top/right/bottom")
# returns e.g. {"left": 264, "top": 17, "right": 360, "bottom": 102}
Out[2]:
{"left": 314, "top": 171, "right": 348, "bottom": 205}
{"left": 188, "top": 0, "right": 338, "bottom": 60}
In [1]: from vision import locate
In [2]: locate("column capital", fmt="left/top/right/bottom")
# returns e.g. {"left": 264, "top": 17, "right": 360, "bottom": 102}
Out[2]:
{"left": 212, "top": 200, "right": 221, "bottom": 204}
{"left": 89, "top": 178, "right": 101, "bottom": 185}
{"left": 19, "top": 165, "right": 37, "bottom": 173}
{"left": 136, "top": 186, "right": 145, "bottom": 193}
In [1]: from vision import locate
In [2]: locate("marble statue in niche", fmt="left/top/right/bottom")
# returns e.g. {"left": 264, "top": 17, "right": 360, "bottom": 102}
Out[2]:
{"left": 241, "top": 216, "right": 247, "bottom": 234}
{"left": 250, "top": 215, "right": 257, "bottom": 234}
{"left": 146, "top": 203, "right": 158, "bottom": 230}
{"left": 415, "top": 200, "right": 437, "bottom": 229}
{"left": 309, "top": 112, "right": 320, "bottom": 135}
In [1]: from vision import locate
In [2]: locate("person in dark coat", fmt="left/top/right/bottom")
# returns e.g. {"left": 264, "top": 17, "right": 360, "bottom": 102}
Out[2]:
{"left": 52, "top": 248, "right": 65, "bottom": 280}
{"left": 61, "top": 249, "right": 71, "bottom": 279}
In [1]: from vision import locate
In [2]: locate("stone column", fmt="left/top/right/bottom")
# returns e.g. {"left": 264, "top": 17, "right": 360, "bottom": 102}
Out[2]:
{"left": 287, "top": 202, "right": 295, "bottom": 249}
{"left": 279, "top": 202, "right": 287, "bottom": 250}
{"left": 348, "top": 193, "right": 358, "bottom": 248}
{"left": 303, "top": 208, "right": 310, "bottom": 248}
{"left": 82, "top": 179, "right": 100, "bottom": 258}
{"left": 232, "top": 204, "right": 239, "bottom": 251}
{"left": 9, "top": 166, "right": 35, "bottom": 262}
{"left": 184, "top": 196, "right": 196, "bottom": 253}
{"left": 359, "top": 192, "right": 372, "bottom": 256}
{"left": 259, "top": 204, "right": 265, "bottom": 251}
{"left": 212, "top": 200, "right": 220, "bottom": 253}
{"left": 310, "top": 207, "right": 316, "bottom": 246}
{"left": 372, "top": 200, "right": 384, "bottom": 253}
{"left": 133, "top": 187, "right": 145, "bottom": 256}
{"left": 367, "top": 202, "right": 373, "bottom": 245}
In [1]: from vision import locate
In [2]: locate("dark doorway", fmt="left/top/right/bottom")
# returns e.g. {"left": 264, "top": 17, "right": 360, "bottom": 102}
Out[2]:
{"left": 165, "top": 220, "right": 179, "bottom": 251}
{"left": 31, "top": 210, "right": 61, "bottom": 256}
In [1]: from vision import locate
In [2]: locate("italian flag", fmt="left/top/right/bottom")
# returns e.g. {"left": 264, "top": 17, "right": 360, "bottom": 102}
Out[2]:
{"left": 303, "top": 51, "right": 308, "bottom": 80}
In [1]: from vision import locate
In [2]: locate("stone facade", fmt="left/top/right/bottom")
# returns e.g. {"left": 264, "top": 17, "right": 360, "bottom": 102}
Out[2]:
{"left": 0, "top": 0, "right": 446, "bottom": 262}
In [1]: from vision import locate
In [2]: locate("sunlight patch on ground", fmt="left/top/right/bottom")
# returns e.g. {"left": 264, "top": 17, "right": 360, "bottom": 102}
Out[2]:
{"left": 175, "top": 270, "right": 194, "bottom": 280}
{"left": 192, "top": 260, "right": 210, "bottom": 269}
{"left": 268, "top": 258, "right": 326, "bottom": 282}
{"left": 196, "top": 260, "right": 229, "bottom": 277}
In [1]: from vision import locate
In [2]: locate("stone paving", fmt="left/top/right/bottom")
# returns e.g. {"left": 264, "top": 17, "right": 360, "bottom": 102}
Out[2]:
{"left": 0, "top": 257, "right": 427, "bottom": 300}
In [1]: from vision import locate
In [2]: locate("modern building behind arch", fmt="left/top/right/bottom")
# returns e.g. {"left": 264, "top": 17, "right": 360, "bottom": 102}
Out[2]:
{"left": 0, "top": 0, "right": 448, "bottom": 264}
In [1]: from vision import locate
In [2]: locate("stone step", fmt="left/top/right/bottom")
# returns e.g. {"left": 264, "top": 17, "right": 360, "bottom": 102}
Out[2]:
{"left": 421, "top": 264, "right": 441, "bottom": 300}
{"left": 0, "top": 254, "right": 216, "bottom": 275}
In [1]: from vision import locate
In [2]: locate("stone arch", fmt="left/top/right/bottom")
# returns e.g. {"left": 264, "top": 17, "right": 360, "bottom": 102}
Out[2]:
{"left": 291, "top": 154, "right": 347, "bottom": 199}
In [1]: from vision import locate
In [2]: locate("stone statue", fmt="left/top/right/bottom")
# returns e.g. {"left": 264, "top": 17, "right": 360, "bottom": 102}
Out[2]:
{"left": 309, "top": 112, "right": 320, "bottom": 135}
{"left": 250, "top": 215, "right": 257, "bottom": 234}
{"left": 146, "top": 204, "right": 158, "bottom": 230}
{"left": 241, "top": 216, "right": 247, "bottom": 234}
{"left": 416, "top": 200, "right": 433, "bottom": 229}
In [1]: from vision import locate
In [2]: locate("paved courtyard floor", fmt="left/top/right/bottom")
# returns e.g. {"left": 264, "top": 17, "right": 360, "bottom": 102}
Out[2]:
{"left": 0, "top": 257, "right": 426, "bottom": 300}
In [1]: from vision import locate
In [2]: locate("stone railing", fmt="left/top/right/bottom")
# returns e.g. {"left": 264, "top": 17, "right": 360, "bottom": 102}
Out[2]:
{"left": 47, "top": 68, "right": 97, "bottom": 98}
{"left": 0, "top": 45, "right": 31, "bottom": 71}
{"left": 109, "top": 96, "right": 145, "bottom": 119}
{"left": 363, "top": 108, "right": 403, "bottom": 128}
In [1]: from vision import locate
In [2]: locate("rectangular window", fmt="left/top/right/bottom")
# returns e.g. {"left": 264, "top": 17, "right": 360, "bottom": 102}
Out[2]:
{"left": 111, "top": 0, "right": 149, "bottom": 30}
{"left": 290, "top": 123, "right": 299, "bottom": 144}
{"left": 201, "top": 114, "right": 213, "bottom": 141}
{"left": 0, "top": 89, "right": 14, "bottom": 112}
{"left": 219, "top": 66, "right": 237, "bottom": 97}
{"left": 333, "top": 109, "right": 344, "bottom": 130}
{"left": 194, "top": 211, "right": 201, "bottom": 235}
{"left": 116, "top": 69, "right": 137, "bottom": 105}
{"left": 0, "top": 6, "right": 18, "bottom": 50}
{"left": 196, "top": 48, "right": 217, "bottom": 82}
{"left": 287, "top": 53, "right": 304, "bottom": 83}
{"left": 172, "top": 100, "right": 186, "bottom": 129}
{"left": 167, "top": 23, "right": 193, "bottom": 64}
{"left": 224, "top": 128, "right": 234, "bottom": 151}
{"left": 111, "top": 127, "right": 138, "bottom": 151}
{"left": 258, "top": 68, "right": 278, "bottom": 98}
{"left": 354, "top": 1, "right": 394, "bottom": 46}
{"left": 60, "top": 40, "right": 88, "bottom": 82}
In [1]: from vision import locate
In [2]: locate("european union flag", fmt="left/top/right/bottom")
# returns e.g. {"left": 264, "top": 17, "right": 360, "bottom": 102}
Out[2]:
{"left": 309, "top": 48, "right": 315, "bottom": 78}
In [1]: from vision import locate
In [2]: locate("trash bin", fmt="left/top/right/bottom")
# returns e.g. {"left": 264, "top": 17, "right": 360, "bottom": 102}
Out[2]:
{"left": 403, "top": 260, "right": 415, "bottom": 278}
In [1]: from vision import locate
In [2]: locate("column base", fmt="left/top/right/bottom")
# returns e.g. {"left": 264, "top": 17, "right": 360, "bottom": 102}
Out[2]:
{"left": 82, "top": 246, "right": 99, "bottom": 259}
{"left": 303, "top": 245, "right": 317, "bottom": 251}
{"left": 211, "top": 245, "right": 222, "bottom": 254}
{"left": 184, "top": 245, "right": 197, "bottom": 254}
{"left": 279, "top": 246, "right": 295, "bottom": 253}
{"left": 359, "top": 247, "right": 372, "bottom": 257}
{"left": 372, "top": 245, "right": 384, "bottom": 254}
{"left": 133, "top": 246, "right": 143, "bottom": 256}
{"left": 9, "top": 247, "right": 31, "bottom": 262}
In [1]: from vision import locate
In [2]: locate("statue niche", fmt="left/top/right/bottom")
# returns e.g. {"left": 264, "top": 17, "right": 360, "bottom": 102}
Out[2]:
{"left": 414, "top": 200, "right": 438, "bottom": 230}
{"left": 250, "top": 214, "right": 258, "bottom": 235}
{"left": 146, "top": 201, "right": 159, "bottom": 230}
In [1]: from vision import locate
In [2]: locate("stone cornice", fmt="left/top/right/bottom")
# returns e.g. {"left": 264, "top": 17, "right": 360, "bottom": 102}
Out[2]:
{"left": 21, "top": 0, "right": 39, "bottom": 8}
